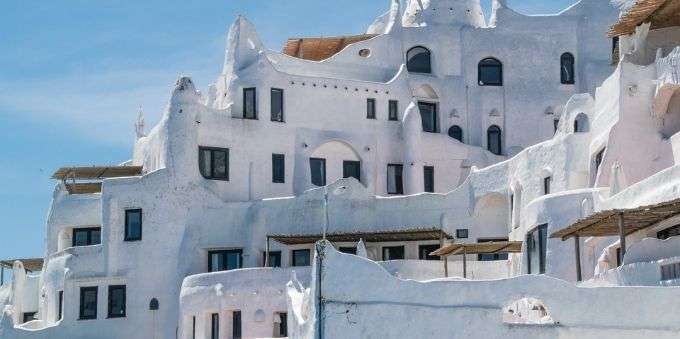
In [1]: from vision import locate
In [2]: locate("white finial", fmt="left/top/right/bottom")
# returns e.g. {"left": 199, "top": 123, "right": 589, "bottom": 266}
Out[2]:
{"left": 135, "top": 106, "right": 146, "bottom": 139}
{"left": 356, "top": 238, "right": 369, "bottom": 258}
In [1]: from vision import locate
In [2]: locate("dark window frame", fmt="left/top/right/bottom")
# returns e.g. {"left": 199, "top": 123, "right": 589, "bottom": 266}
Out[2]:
{"left": 199, "top": 146, "right": 230, "bottom": 181}
{"left": 418, "top": 101, "right": 439, "bottom": 133}
{"left": 211, "top": 313, "right": 219, "bottom": 339}
{"left": 478, "top": 57, "right": 503, "bottom": 86}
{"left": 423, "top": 166, "right": 435, "bottom": 193}
{"left": 657, "top": 225, "right": 680, "bottom": 240}
{"left": 560, "top": 52, "right": 575, "bottom": 85}
{"left": 387, "top": 164, "right": 404, "bottom": 195}
{"left": 243, "top": 87, "right": 257, "bottom": 120}
{"left": 418, "top": 244, "right": 440, "bottom": 260}
{"left": 456, "top": 229, "right": 469, "bottom": 239}
{"left": 72, "top": 227, "right": 101, "bottom": 247}
{"left": 338, "top": 247, "right": 357, "bottom": 255}
{"left": 382, "top": 245, "right": 405, "bottom": 260}
{"left": 263, "top": 250, "right": 282, "bottom": 267}
{"left": 22, "top": 312, "right": 36, "bottom": 323}
{"left": 272, "top": 154, "right": 285, "bottom": 183}
{"left": 277, "top": 312, "right": 288, "bottom": 337}
{"left": 448, "top": 125, "right": 463, "bottom": 142}
{"left": 291, "top": 249, "right": 311, "bottom": 267}
{"left": 232, "top": 311, "right": 242, "bottom": 339}
{"left": 526, "top": 224, "right": 548, "bottom": 274}
{"left": 487, "top": 125, "right": 502, "bottom": 155}
{"left": 58, "top": 290, "right": 63, "bottom": 321}
{"left": 270, "top": 88, "right": 284, "bottom": 122}
{"left": 366, "top": 98, "right": 376, "bottom": 119}
{"left": 309, "top": 158, "right": 326, "bottom": 187}
{"left": 79, "top": 286, "right": 98, "bottom": 320}
{"left": 107, "top": 285, "right": 126, "bottom": 318}
{"left": 543, "top": 176, "right": 552, "bottom": 195}
{"left": 342, "top": 160, "right": 361, "bottom": 183}
{"left": 124, "top": 209, "right": 143, "bottom": 242}
{"left": 406, "top": 46, "right": 432, "bottom": 74}
{"left": 478, "top": 238, "right": 509, "bottom": 261}
{"left": 208, "top": 249, "right": 244, "bottom": 272}
{"left": 388, "top": 100, "right": 399, "bottom": 121}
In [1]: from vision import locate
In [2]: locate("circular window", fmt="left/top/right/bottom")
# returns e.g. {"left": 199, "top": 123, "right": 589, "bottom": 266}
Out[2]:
{"left": 358, "top": 49, "right": 371, "bottom": 57}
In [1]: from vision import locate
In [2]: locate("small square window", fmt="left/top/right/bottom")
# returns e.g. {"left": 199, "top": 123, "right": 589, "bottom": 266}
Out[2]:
{"left": 418, "top": 244, "right": 440, "bottom": 260}
{"left": 125, "top": 209, "right": 142, "bottom": 241}
{"left": 72, "top": 227, "right": 101, "bottom": 247}
{"left": 382, "top": 246, "right": 405, "bottom": 260}
{"left": 456, "top": 229, "right": 469, "bottom": 239}
{"left": 263, "top": 251, "right": 282, "bottom": 267}
{"left": 292, "top": 249, "right": 311, "bottom": 267}
{"left": 199, "top": 147, "right": 230, "bottom": 181}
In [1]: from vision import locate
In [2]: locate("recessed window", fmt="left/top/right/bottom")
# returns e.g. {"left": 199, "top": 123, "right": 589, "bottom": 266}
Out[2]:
{"left": 478, "top": 238, "right": 509, "bottom": 261}
{"left": 72, "top": 227, "right": 101, "bottom": 247}
{"left": 382, "top": 246, "right": 405, "bottom": 260}
{"left": 418, "top": 102, "right": 438, "bottom": 133}
{"left": 478, "top": 58, "right": 503, "bottom": 86}
{"left": 310, "top": 158, "right": 326, "bottom": 186}
{"left": 526, "top": 225, "right": 548, "bottom": 274}
{"left": 657, "top": 225, "right": 680, "bottom": 240}
{"left": 387, "top": 164, "right": 404, "bottom": 195}
{"left": 456, "top": 229, "right": 469, "bottom": 239}
{"left": 543, "top": 176, "right": 552, "bottom": 195}
{"left": 232, "top": 311, "right": 242, "bottom": 339}
{"left": 272, "top": 154, "right": 285, "bottom": 183}
{"left": 292, "top": 249, "right": 311, "bottom": 267}
{"left": 107, "top": 285, "right": 126, "bottom": 318}
{"left": 560, "top": 53, "right": 575, "bottom": 84}
{"left": 263, "top": 251, "right": 282, "bottom": 267}
{"left": 594, "top": 148, "right": 605, "bottom": 176}
{"left": 574, "top": 113, "right": 589, "bottom": 133}
{"left": 406, "top": 46, "right": 432, "bottom": 74}
{"left": 366, "top": 98, "right": 376, "bottom": 119}
{"left": 338, "top": 247, "right": 357, "bottom": 255}
{"left": 243, "top": 88, "right": 257, "bottom": 119}
{"left": 271, "top": 88, "right": 284, "bottom": 122}
{"left": 423, "top": 166, "right": 434, "bottom": 193}
{"left": 199, "top": 147, "right": 229, "bottom": 181}
{"left": 208, "top": 249, "right": 243, "bottom": 272}
{"left": 418, "top": 244, "right": 440, "bottom": 260}
{"left": 487, "top": 125, "right": 502, "bottom": 155}
{"left": 343, "top": 160, "right": 361, "bottom": 182}
{"left": 57, "top": 290, "right": 63, "bottom": 321}
{"left": 211, "top": 313, "right": 219, "bottom": 339}
{"left": 553, "top": 118, "right": 560, "bottom": 134}
{"left": 79, "top": 286, "right": 98, "bottom": 320}
{"left": 275, "top": 312, "right": 288, "bottom": 337}
{"left": 22, "top": 312, "right": 36, "bottom": 323}
{"left": 124, "top": 209, "right": 142, "bottom": 241}
{"left": 448, "top": 125, "right": 463, "bottom": 142}
{"left": 388, "top": 100, "right": 399, "bottom": 121}
{"left": 358, "top": 49, "right": 371, "bottom": 57}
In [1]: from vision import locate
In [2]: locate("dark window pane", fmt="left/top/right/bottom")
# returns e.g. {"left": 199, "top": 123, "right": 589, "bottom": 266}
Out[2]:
{"left": 243, "top": 88, "right": 257, "bottom": 119}
{"left": 208, "top": 250, "right": 242, "bottom": 272}
{"left": 657, "top": 225, "right": 680, "bottom": 240}
{"left": 198, "top": 147, "right": 229, "bottom": 180}
{"left": 478, "top": 238, "right": 509, "bottom": 261}
{"left": 125, "top": 209, "right": 142, "bottom": 241}
{"left": 264, "top": 251, "right": 282, "bottom": 267}
{"left": 233, "top": 311, "right": 242, "bottom": 339}
{"left": 418, "top": 102, "right": 438, "bottom": 133}
{"left": 272, "top": 154, "right": 285, "bottom": 183}
{"left": 23, "top": 312, "right": 36, "bottom": 323}
{"left": 271, "top": 88, "right": 284, "bottom": 122}
{"left": 448, "top": 125, "right": 463, "bottom": 142}
{"left": 388, "top": 100, "right": 398, "bottom": 121}
{"left": 544, "top": 177, "right": 551, "bottom": 195}
{"left": 211, "top": 313, "right": 219, "bottom": 339}
{"left": 73, "top": 229, "right": 89, "bottom": 246}
{"left": 367, "top": 99, "right": 376, "bottom": 119}
{"left": 213, "top": 150, "right": 228, "bottom": 179}
{"left": 487, "top": 125, "right": 502, "bottom": 155}
{"left": 79, "top": 287, "right": 98, "bottom": 320}
{"left": 560, "top": 53, "right": 575, "bottom": 84}
{"left": 199, "top": 149, "right": 212, "bottom": 178}
{"left": 387, "top": 164, "right": 403, "bottom": 194}
{"left": 424, "top": 166, "right": 434, "bottom": 193}
{"left": 278, "top": 313, "right": 288, "bottom": 337}
{"left": 108, "top": 285, "right": 126, "bottom": 318}
{"left": 406, "top": 46, "right": 431, "bottom": 73}
{"left": 58, "top": 291, "right": 63, "bottom": 321}
{"left": 456, "top": 229, "right": 469, "bottom": 239}
{"left": 382, "top": 246, "right": 405, "bottom": 260}
{"left": 292, "top": 249, "right": 311, "bottom": 267}
{"left": 338, "top": 247, "right": 357, "bottom": 255}
{"left": 478, "top": 58, "right": 503, "bottom": 86}
{"left": 226, "top": 251, "right": 241, "bottom": 270}
{"left": 419, "top": 244, "right": 440, "bottom": 260}
{"left": 310, "top": 158, "right": 326, "bottom": 186}
{"left": 343, "top": 161, "right": 361, "bottom": 182}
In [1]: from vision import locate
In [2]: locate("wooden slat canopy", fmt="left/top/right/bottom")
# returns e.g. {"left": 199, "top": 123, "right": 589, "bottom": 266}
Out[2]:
{"left": 282, "top": 34, "right": 377, "bottom": 61}
{"left": 609, "top": 0, "right": 680, "bottom": 37}
{"left": 52, "top": 166, "right": 143, "bottom": 180}
{"left": 550, "top": 198, "right": 680, "bottom": 240}
{"left": 430, "top": 241, "right": 523, "bottom": 257}
{"left": 268, "top": 228, "right": 451, "bottom": 245}
{"left": 0, "top": 258, "right": 44, "bottom": 272}
{"left": 65, "top": 182, "right": 102, "bottom": 194}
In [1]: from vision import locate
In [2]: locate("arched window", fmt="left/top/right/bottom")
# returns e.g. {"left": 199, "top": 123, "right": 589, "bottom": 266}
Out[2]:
{"left": 448, "top": 125, "right": 463, "bottom": 142}
{"left": 406, "top": 46, "right": 431, "bottom": 74}
{"left": 561, "top": 53, "right": 575, "bottom": 84}
{"left": 478, "top": 58, "right": 503, "bottom": 86}
{"left": 487, "top": 125, "right": 502, "bottom": 155}
{"left": 574, "top": 113, "right": 589, "bottom": 133}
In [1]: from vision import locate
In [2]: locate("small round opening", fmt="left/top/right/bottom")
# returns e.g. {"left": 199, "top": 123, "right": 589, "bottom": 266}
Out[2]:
{"left": 358, "top": 49, "right": 371, "bottom": 58}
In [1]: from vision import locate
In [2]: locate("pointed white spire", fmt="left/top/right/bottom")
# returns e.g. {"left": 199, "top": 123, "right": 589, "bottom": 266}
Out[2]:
{"left": 356, "top": 238, "right": 369, "bottom": 258}
{"left": 367, "top": 0, "right": 402, "bottom": 34}
{"left": 135, "top": 106, "right": 146, "bottom": 139}
{"left": 609, "top": 161, "right": 628, "bottom": 196}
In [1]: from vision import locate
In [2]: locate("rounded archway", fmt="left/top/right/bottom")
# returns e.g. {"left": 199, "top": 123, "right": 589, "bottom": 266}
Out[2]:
{"left": 574, "top": 113, "right": 589, "bottom": 133}
{"left": 406, "top": 46, "right": 431, "bottom": 74}
{"left": 448, "top": 125, "right": 463, "bottom": 142}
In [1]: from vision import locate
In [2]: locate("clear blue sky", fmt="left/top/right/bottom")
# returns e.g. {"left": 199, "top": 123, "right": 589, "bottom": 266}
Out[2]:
{"left": 0, "top": 0, "right": 576, "bottom": 259}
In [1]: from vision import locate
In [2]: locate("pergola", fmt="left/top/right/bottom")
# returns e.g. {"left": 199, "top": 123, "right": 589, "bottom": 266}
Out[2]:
{"left": 0, "top": 258, "right": 44, "bottom": 285}
{"left": 429, "top": 241, "right": 523, "bottom": 278}
{"left": 51, "top": 166, "right": 143, "bottom": 194}
{"left": 608, "top": 0, "right": 680, "bottom": 37}
{"left": 550, "top": 197, "right": 680, "bottom": 281}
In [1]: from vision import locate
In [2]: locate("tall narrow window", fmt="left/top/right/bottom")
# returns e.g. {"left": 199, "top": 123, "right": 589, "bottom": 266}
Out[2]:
{"left": 79, "top": 286, "right": 98, "bottom": 320}
{"left": 366, "top": 98, "right": 376, "bottom": 119}
{"left": 387, "top": 164, "right": 404, "bottom": 195}
{"left": 448, "top": 125, "right": 463, "bottom": 142}
{"left": 560, "top": 53, "right": 575, "bottom": 84}
{"left": 574, "top": 113, "right": 589, "bottom": 133}
{"left": 292, "top": 249, "right": 311, "bottom": 267}
{"left": 406, "top": 46, "right": 431, "bottom": 74}
{"left": 612, "top": 37, "right": 620, "bottom": 64}
{"left": 72, "top": 227, "right": 101, "bottom": 247}
{"left": 57, "top": 290, "right": 63, "bottom": 321}
{"left": 418, "top": 102, "right": 438, "bottom": 133}
{"left": 211, "top": 313, "right": 219, "bottom": 339}
{"left": 243, "top": 88, "right": 257, "bottom": 119}
{"left": 309, "top": 158, "right": 326, "bottom": 186}
{"left": 199, "top": 147, "right": 229, "bottom": 181}
{"left": 124, "top": 209, "right": 142, "bottom": 242}
{"left": 263, "top": 251, "right": 282, "bottom": 267}
{"left": 423, "top": 166, "right": 434, "bottom": 193}
{"left": 271, "top": 88, "right": 284, "bottom": 122}
{"left": 107, "top": 285, "right": 126, "bottom": 318}
{"left": 487, "top": 125, "right": 502, "bottom": 155}
{"left": 527, "top": 224, "right": 548, "bottom": 274}
{"left": 478, "top": 58, "right": 503, "bottom": 86}
{"left": 192, "top": 316, "right": 196, "bottom": 339}
{"left": 272, "top": 154, "right": 285, "bottom": 183}
{"left": 388, "top": 100, "right": 399, "bottom": 121}
{"left": 478, "top": 238, "right": 509, "bottom": 261}
{"left": 276, "top": 312, "right": 288, "bottom": 337}
{"left": 232, "top": 311, "right": 242, "bottom": 339}
{"left": 343, "top": 161, "right": 361, "bottom": 182}
{"left": 553, "top": 118, "right": 560, "bottom": 134}
{"left": 418, "top": 244, "right": 439, "bottom": 260}
{"left": 543, "top": 176, "right": 552, "bottom": 195}
{"left": 208, "top": 249, "right": 243, "bottom": 272}
{"left": 382, "top": 246, "right": 405, "bottom": 260}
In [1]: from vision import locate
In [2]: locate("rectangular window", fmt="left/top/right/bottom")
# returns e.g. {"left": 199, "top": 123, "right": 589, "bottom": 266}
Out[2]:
{"left": 366, "top": 98, "right": 376, "bottom": 119}
{"left": 543, "top": 177, "right": 551, "bottom": 195}
{"left": 526, "top": 225, "right": 548, "bottom": 274}
{"left": 263, "top": 251, "right": 282, "bottom": 267}
{"left": 387, "top": 164, "right": 404, "bottom": 194}
{"left": 388, "top": 100, "right": 398, "bottom": 121}
{"left": 22, "top": 312, "right": 36, "bottom": 323}
{"left": 243, "top": 87, "right": 257, "bottom": 119}
{"left": 72, "top": 227, "right": 101, "bottom": 247}
{"left": 199, "top": 147, "right": 230, "bottom": 181}
{"left": 660, "top": 262, "right": 680, "bottom": 281}
{"left": 275, "top": 312, "right": 288, "bottom": 337}
{"left": 79, "top": 286, "right": 98, "bottom": 320}
{"left": 594, "top": 148, "right": 605, "bottom": 174}
{"left": 418, "top": 102, "right": 438, "bottom": 133}
{"left": 208, "top": 249, "right": 243, "bottom": 272}
{"left": 382, "top": 246, "right": 405, "bottom": 260}
{"left": 423, "top": 166, "right": 434, "bottom": 193}
{"left": 272, "top": 154, "right": 285, "bottom": 183}
{"left": 343, "top": 160, "right": 361, "bottom": 182}
{"left": 271, "top": 88, "right": 284, "bottom": 122}
{"left": 478, "top": 238, "right": 509, "bottom": 261}
{"left": 232, "top": 311, "right": 242, "bottom": 339}
{"left": 553, "top": 119, "right": 560, "bottom": 134}
{"left": 125, "top": 209, "right": 142, "bottom": 241}
{"left": 58, "top": 290, "right": 63, "bottom": 321}
{"left": 107, "top": 285, "right": 126, "bottom": 318}
{"left": 338, "top": 247, "right": 357, "bottom": 255}
{"left": 657, "top": 225, "right": 680, "bottom": 240}
{"left": 192, "top": 316, "right": 196, "bottom": 339}
{"left": 456, "top": 229, "right": 469, "bottom": 239}
{"left": 292, "top": 249, "right": 311, "bottom": 267}
{"left": 211, "top": 313, "right": 219, "bottom": 339}
{"left": 309, "top": 158, "right": 326, "bottom": 186}
{"left": 418, "top": 244, "right": 440, "bottom": 260}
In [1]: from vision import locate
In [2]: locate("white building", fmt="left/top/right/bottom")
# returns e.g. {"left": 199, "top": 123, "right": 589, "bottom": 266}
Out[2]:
{"left": 10, "top": 0, "right": 680, "bottom": 338}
